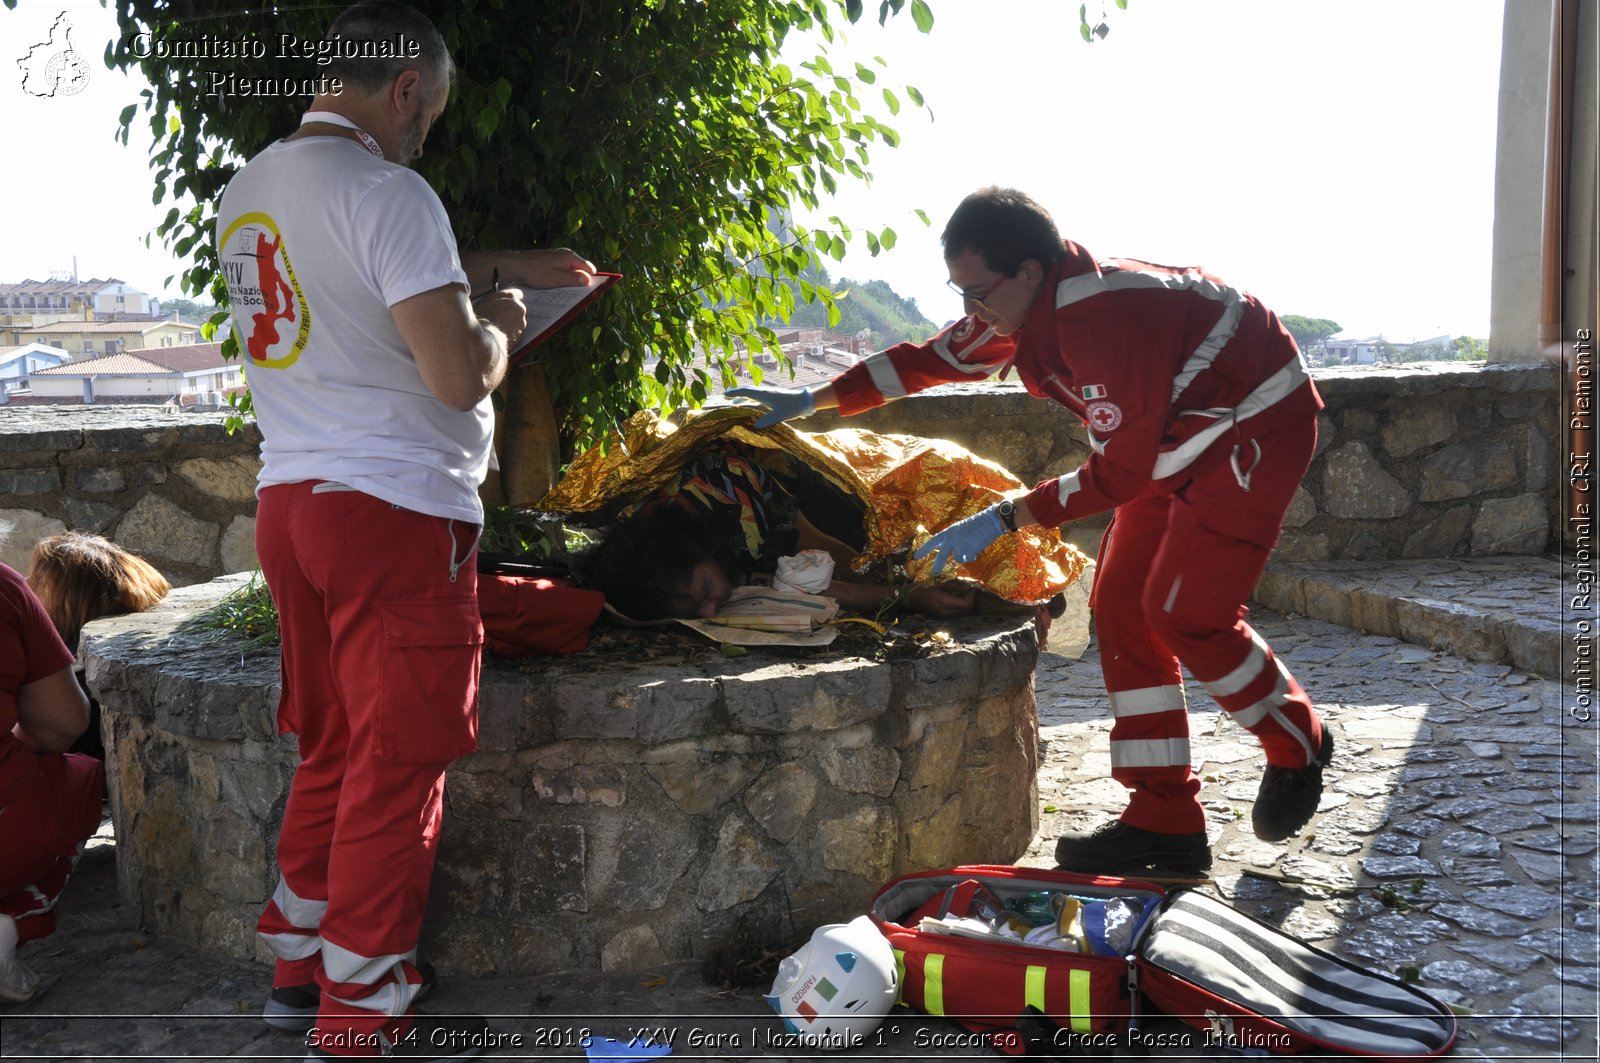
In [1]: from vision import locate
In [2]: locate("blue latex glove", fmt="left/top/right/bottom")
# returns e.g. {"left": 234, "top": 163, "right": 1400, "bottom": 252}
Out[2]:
{"left": 724, "top": 385, "right": 815, "bottom": 429}
{"left": 913, "top": 503, "right": 1008, "bottom": 576}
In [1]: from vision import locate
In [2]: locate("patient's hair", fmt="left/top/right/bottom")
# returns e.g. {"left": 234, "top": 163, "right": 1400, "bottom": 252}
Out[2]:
{"left": 27, "top": 531, "right": 171, "bottom": 649}
{"left": 572, "top": 505, "right": 731, "bottom": 622}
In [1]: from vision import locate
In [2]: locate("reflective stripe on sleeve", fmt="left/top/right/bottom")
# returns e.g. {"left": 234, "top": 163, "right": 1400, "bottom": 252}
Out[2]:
{"left": 1054, "top": 468, "right": 1084, "bottom": 508}
{"left": 864, "top": 354, "right": 908, "bottom": 399}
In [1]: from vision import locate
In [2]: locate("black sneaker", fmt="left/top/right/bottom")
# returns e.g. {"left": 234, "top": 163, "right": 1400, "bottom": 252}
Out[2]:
{"left": 1252, "top": 725, "right": 1335, "bottom": 842}
{"left": 265, "top": 961, "right": 436, "bottom": 1033}
{"left": 305, "top": 1012, "right": 497, "bottom": 1060}
{"left": 1054, "top": 820, "right": 1212, "bottom": 873}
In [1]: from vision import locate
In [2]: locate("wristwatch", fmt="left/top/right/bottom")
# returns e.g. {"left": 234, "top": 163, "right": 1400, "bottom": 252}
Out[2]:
{"left": 998, "top": 499, "right": 1018, "bottom": 533}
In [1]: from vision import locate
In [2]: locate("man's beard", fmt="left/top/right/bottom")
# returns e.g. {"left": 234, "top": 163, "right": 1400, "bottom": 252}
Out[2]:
{"left": 398, "top": 109, "right": 426, "bottom": 166}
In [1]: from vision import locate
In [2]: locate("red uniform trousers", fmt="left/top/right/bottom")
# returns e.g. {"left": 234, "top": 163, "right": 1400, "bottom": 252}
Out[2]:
{"left": 1091, "top": 417, "right": 1324, "bottom": 834}
{"left": 0, "top": 751, "right": 102, "bottom": 942}
{"left": 254, "top": 483, "right": 483, "bottom": 1054}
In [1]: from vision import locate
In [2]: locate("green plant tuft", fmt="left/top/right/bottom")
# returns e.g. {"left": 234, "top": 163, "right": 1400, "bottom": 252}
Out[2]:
{"left": 194, "top": 571, "right": 280, "bottom": 648}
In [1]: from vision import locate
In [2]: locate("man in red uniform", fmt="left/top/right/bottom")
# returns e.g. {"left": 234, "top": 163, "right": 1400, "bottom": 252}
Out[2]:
{"left": 729, "top": 187, "right": 1332, "bottom": 872}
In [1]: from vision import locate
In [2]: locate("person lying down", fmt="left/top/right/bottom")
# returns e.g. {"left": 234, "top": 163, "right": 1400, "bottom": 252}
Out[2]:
{"left": 540, "top": 408, "right": 1090, "bottom": 638}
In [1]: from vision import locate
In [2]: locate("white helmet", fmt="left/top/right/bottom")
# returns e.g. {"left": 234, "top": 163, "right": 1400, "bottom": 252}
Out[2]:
{"left": 765, "top": 915, "right": 899, "bottom": 1050}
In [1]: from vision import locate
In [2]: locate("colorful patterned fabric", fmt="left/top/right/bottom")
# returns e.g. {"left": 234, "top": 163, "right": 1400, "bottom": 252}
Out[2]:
{"left": 540, "top": 408, "right": 1091, "bottom": 604}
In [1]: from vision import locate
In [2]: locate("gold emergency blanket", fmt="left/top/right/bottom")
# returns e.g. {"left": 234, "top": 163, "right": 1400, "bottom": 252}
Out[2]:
{"left": 537, "top": 407, "right": 1090, "bottom": 604}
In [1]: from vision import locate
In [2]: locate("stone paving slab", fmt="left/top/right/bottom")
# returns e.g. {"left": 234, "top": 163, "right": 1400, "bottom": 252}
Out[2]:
{"left": 2, "top": 587, "right": 1597, "bottom": 1061}
{"left": 1256, "top": 556, "right": 1566, "bottom": 678}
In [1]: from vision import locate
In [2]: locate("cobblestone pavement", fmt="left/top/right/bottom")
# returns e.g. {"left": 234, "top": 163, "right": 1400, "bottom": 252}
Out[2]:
{"left": 2, "top": 560, "right": 1596, "bottom": 1062}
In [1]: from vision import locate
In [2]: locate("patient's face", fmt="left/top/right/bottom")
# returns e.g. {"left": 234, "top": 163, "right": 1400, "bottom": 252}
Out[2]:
{"left": 666, "top": 559, "right": 732, "bottom": 618}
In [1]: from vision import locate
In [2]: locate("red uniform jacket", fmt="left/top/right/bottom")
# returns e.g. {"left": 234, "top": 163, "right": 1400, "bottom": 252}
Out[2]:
{"left": 829, "top": 241, "right": 1323, "bottom": 540}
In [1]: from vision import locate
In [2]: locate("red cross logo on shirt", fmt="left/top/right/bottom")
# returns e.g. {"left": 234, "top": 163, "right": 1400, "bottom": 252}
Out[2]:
{"left": 1086, "top": 400, "right": 1123, "bottom": 432}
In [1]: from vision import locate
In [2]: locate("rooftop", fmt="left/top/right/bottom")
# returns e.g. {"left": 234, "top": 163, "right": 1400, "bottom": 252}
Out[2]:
{"left": 20, "top": 319, "right": 199, "bottom": 335}
{"left": 29, "top": 343, "right": 228, "bottom": 376}
{"left": 0, "top": 277, "right": 133, "bottom": 295}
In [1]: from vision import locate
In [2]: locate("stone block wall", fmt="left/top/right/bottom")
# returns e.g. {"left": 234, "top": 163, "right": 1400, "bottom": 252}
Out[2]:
{"left": 1278, "top": 363, "right": 1559, "bottom": 562}
{"left": 788, "top": 361, "right": 1562, "bottom": 562}
{"left": 0, "top": 406, "right": 262, "bottom": 582}
{"left": 87, "top": 576, "right": 1042, "bottom": 976}
{"left": 0, "top": 362, "right": 1561, "bottom": 584}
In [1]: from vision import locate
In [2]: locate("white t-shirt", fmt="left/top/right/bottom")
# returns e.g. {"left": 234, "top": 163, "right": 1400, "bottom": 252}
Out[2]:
{"left": 216, "top": 135, "right": 488, "bottom": 523}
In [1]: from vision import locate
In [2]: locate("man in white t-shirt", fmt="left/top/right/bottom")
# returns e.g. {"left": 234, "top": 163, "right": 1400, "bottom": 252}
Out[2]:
{"left": 215, "top": 4, "right": 593, "bottom": 1057}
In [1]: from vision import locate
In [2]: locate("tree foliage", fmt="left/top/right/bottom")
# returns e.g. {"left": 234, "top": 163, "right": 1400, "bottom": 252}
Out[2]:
{"left": 1280, "top": 314, "right": 1344, "bottom": 352}
{"left": 100, "top": 0, "right": 933, "bottom": 445}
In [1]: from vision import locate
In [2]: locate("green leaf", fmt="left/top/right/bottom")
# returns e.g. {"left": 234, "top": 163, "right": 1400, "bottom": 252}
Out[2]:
{"left": 475, "top": 105, "right": 500, "bottom": 139}
{"left": 109, "top": 0, "right": 933, "bottom": 452}
{"left": 910, "top": 0, "right": 934, "bottom": 32}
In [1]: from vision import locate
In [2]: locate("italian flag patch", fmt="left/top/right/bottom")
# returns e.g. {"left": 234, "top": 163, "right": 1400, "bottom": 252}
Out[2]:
{"left": 1081, "top": 384, "right": 1107, "bottom": 400}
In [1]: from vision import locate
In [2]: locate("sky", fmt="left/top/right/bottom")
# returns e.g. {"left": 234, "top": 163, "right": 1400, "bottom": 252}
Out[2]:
{"left": 3, "top": 0, "right": 1505, "bottom": 341}
{"left": 784, "top": 0, "right": 1506, "bottom": 340}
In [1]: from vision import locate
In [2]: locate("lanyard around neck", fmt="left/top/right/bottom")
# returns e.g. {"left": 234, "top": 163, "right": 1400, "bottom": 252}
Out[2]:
{"left": 299, "top": 111, "right": 385, "bottom": 159}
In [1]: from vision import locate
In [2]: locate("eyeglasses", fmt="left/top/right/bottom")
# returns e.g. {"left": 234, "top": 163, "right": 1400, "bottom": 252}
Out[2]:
{"left": 946, "top": 271, "right": 1011, "bottom": 313}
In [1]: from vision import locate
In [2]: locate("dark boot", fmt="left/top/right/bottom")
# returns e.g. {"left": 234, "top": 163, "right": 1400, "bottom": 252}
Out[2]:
{"left": 1054, "top": 820, "right": 1212, "bottom": 874}
{"left": 1252, "top": 725, "right": 1335, "bottom": 842}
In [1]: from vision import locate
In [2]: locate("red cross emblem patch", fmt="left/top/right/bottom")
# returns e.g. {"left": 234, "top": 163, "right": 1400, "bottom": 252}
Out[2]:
{"left": 1086, "top": 400, "right": 1123, "bottom": 432}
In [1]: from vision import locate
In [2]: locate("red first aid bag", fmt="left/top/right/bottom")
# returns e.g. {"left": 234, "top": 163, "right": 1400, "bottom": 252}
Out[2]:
{"left": 477, "top": 574, "right": 604, "bottom": 657}
{"left": 870, "top": 865, "right": 1457, "bottom": 1059}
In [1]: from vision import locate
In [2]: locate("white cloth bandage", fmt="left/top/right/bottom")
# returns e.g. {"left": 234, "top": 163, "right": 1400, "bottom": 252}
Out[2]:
{"left": 772, "top": 549, "right": 834, "bottom": 594}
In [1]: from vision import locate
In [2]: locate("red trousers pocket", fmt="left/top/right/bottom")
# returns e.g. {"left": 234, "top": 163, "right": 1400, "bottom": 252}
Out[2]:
{"left": 377, "top": 599, "right": 482, "bottom": 763}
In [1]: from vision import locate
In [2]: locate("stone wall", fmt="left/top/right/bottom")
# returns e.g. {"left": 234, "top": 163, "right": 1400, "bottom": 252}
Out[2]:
{"left": 86, "top": 576, "right": 1041, "bottom": 975}
{"left": 784, "top": 361, "right": 1561, "bottom": 562}
{"left": 0, "top": 361, "right": 1561, "bottom": 583}
{"left": 0, "top": 406, "right": 261, "bottom": 582}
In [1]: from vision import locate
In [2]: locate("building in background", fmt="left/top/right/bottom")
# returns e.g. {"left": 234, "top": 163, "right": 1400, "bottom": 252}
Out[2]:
{"left": 0, "top": 277, "right": 157, "bottom": 329}
{"left": 6, "top": 317, "right": 202, "bottom": 356}
{"left": 18, "top": 342, "right": 241, "bottom": 407}
{"left": 0, "top": 342, "right": 74, "bottom": 401}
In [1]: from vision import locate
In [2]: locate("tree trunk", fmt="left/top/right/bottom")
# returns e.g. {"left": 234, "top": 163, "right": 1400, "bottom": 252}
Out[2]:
{"left": 497, "top": 364, "right": 561, "bottom": 508}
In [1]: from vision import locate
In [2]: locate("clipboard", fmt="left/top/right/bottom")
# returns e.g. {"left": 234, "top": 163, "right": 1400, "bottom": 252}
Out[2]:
{"left": 503, "top": 271, "right": 621, "bottom": 366}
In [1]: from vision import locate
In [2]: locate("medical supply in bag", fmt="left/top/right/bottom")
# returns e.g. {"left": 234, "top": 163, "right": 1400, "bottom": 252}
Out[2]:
{"left": 870, "top": 864, "right": 1458, "bottom": 1059}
